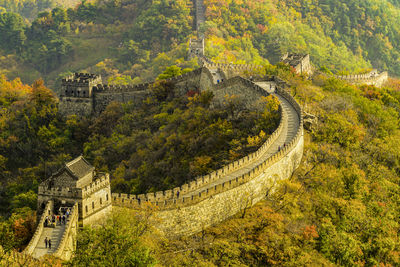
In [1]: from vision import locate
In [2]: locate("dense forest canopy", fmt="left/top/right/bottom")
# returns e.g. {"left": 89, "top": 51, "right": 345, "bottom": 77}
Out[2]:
{"left": 0, "top": 0, "right": 400, "bottom": 89}
{"left": 203, "top": 0, "right": 400, "bottom": 75}
{"left": 0, "top": 70, "right": 279, "bottom": 251}
{"left": 1, "top": 0, "right": 400, "bottom": 266}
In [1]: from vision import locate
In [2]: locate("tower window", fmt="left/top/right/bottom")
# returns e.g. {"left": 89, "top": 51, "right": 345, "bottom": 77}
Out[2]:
{"left": 100, "top": 198, "right": 102, "bottom": 205}
{"left": 92, "top": 202, "right": 94, "bottom": 209}
{"left": 106, "top": 194, "right": 109, "bottom": 201}
{"left": 85, "top": 206, "right": 88, "bottom": 213}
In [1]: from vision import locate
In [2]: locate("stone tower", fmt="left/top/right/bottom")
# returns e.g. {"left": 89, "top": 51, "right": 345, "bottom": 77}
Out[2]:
{"left": 281, "top": 53, "right": 313, "bottom": 75}
{"left": 37, "top": 156, "right": 112, "bottom": 226}
{"left": 59, "top": 73, "right": 102, "bottom": 117}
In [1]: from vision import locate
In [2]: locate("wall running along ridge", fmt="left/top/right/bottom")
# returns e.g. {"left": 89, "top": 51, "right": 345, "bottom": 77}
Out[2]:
{"left": 334, "top": 70, "right": 388, "bottom": 87}
{"left": 112, "top": 72, "right": 304, "bottom": 236}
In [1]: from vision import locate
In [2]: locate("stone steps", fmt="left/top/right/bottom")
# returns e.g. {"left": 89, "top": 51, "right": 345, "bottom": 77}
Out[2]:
{"left": 31, "top": 222, "right": 67, "bottom": 259}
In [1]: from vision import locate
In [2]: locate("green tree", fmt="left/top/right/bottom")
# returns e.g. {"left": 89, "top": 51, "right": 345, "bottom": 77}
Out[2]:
{"left": 69, "top": 210, "right": 156, "bottom": 267}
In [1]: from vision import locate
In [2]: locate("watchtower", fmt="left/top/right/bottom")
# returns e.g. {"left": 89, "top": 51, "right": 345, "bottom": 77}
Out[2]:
{"left": 281, "top": 53, "right": 313, "bottom": 75}
{"left": 61, "top": 73, "right": 102, "bottom": 98}
{"left": 59, "top": 73, "right": 102, "bottom": 117}
{"left": 37, "top": 156, "right": 112, "bottom": 226}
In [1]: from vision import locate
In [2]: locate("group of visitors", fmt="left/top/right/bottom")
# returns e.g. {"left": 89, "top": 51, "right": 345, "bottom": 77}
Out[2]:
{"left": 43, "top": 207, "right": 71, "bottom": 227}
{"left": 43, "top": 207, "right": 72, "bottom": 250}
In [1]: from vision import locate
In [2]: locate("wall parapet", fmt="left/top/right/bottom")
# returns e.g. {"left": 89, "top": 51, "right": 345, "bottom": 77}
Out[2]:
{"left": 52, "top": 202, "right": 79, "bottom": 260}
{"left": 112, "top": 74, "right": 303, "bottom": 213}
{"left": 334, "top": 70, "right": 388, "bottom": 87}
{"left": 82, "top": 173, "right": 110, "bottom": 198}
{"left": 24, "top": 201, "right": 53, "bottom": 255}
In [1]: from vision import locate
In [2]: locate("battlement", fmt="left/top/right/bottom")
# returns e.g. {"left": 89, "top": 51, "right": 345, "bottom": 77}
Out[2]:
{"left": 38, "top": 185, "right": 83, "bottom": 199}
{"left": 93, "top": 83, "right": 150, "bottom": 92}
{"left": 82, "top": 173, "right": 110, "bottom": 198}
{"left": 61, "top": 73, "right": 102, "bottom": 98}
{"left": 112, "top": 76, "right": 303, "bottom": 211}
{"left": 335, "top": 70, "right": 388, "bottom": 87}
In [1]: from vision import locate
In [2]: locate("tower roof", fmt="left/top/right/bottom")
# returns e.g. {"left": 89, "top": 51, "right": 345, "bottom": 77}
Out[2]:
{"left": 40, "top": 156, "right": 96, "bottom": 189}
{"left": 64, "top": 156, "right": 94, "bottom": 179}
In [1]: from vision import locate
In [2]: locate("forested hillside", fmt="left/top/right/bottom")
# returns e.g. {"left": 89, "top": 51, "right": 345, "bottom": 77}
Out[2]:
{"left": 203, "top": 0, "right": 400, "bottom": 75}
{"left": 0, "top": 0, "right": 81, "bottom": 21}
{"left": 1, "top": 0, "right": 400, "bottom": 266}
{"left": 1, "top": 0, "right": 400, "bottom": 90}
{"left": 0, "top": 69, "right": 279, "bottom": 252}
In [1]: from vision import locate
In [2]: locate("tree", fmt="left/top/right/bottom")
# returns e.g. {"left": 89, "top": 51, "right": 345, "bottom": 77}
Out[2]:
{"left": 0, "top": 12, "right": 26, "bottom": 53}
{"left": 68, "top": 210, "right": 156, "bottom": 267}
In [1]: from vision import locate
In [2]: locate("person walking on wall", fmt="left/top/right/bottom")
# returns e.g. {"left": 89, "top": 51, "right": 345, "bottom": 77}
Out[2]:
{"left": 48, "top": 239, "right": 52, "bottom": 249}
{"left": 45, "top": 237, "right": 48, "bottom": 248}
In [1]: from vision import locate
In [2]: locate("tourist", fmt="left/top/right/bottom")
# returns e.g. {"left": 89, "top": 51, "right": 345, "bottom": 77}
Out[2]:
{"left": 62, "top": 215, "right": 66, "bottom": 224}
{"left": 48, "top": 239, "right": 51, "bottom": 249}
{"left": 177, "top": 191, "right": 180, "bottom": 198}
{"left": 45, "top": 237, "right": 48, "bottom": 248}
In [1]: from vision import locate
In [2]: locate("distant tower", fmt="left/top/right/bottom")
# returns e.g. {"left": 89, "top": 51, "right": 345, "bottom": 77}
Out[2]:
{"left": 59, "top": 73, "right": 102, "bottom": 117}
{"left": 61, "top": 73, "right": 102, "bottom": 98}
{"left": 281, "top": 53, "right": 313, "bottom": 76}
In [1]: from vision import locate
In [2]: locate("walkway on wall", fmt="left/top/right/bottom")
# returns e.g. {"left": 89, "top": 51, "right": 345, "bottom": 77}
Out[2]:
{"left": 181, "top": 83, "right": 300, "bottom": 198}
{"left": 195, "top": 0, "right": 205, "bottom": 38}
{"left": 31, "top": 223, "right": 66, "bottom": 259}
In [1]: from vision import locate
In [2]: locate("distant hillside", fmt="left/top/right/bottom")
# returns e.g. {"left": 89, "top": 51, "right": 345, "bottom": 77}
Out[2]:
{"left": 0, "top": 0, "right": 400, "bottom": 89}
{"left": 203, "top": 0, "right": 400, "bottom": 76}
{"left": 0, "top": 0, "right": 82, "bottom": 21}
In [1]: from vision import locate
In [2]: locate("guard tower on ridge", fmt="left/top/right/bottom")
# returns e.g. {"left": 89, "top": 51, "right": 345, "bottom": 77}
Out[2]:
{"left": 61, "top": 73, "right": 102, "bottom": 98}
{"left": 37, "top": 156, "right": 112, "bottom": 226}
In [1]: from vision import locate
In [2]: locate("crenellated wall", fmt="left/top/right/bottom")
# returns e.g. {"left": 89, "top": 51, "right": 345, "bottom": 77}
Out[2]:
{"left": 24, "top": 201, "right": 53, "bottom": 255}
{"left": 335, "top": 70, "right": 389, "bottom": 87}
{"left": 81, "top": 174, "right": 112, "bottom": 225}
{"left": 112, "top": 74, "right": 304, "bottom": 236}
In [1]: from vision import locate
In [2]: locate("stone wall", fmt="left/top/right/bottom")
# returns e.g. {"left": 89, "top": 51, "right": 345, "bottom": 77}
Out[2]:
{"left": 210, "top": 76, "right": 270, "bottom": 108}
{"left": 335, "top": 70, "right": 389, "bottom": 87}
{"left": 112, "top": 75, "right": 304, "bottom": 236}
{"left": 154, "top": 129, "right": 303, "bottom": 236}
{"left": 111, "top": 78, "right": 284, "bottom": 209}
{"left": 24, "top": 201, "right": 53, "bottom": 255}
{"left": 58, "top": 97, "right": 93, "bottom": 117}
{"left": 81, "top": 174, "right": 112, "bottom": 225}
{"left": 93, "top": 90, "right": 149, "bottom": 113}
{"left": 52, "top": 202, "right": 79, "bottom": 261}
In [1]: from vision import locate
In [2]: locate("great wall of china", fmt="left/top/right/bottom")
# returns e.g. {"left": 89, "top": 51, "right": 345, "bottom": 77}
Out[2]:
{"left": 23, "top": 0, "right": 389, "bottom": 261}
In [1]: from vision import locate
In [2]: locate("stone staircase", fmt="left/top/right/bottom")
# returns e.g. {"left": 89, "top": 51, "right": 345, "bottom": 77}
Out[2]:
{"left": 195, "top": 0, "right": 206, "bottom": 37}
{"left": 31, "top": 222, "right": 66, "bottom": 259}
